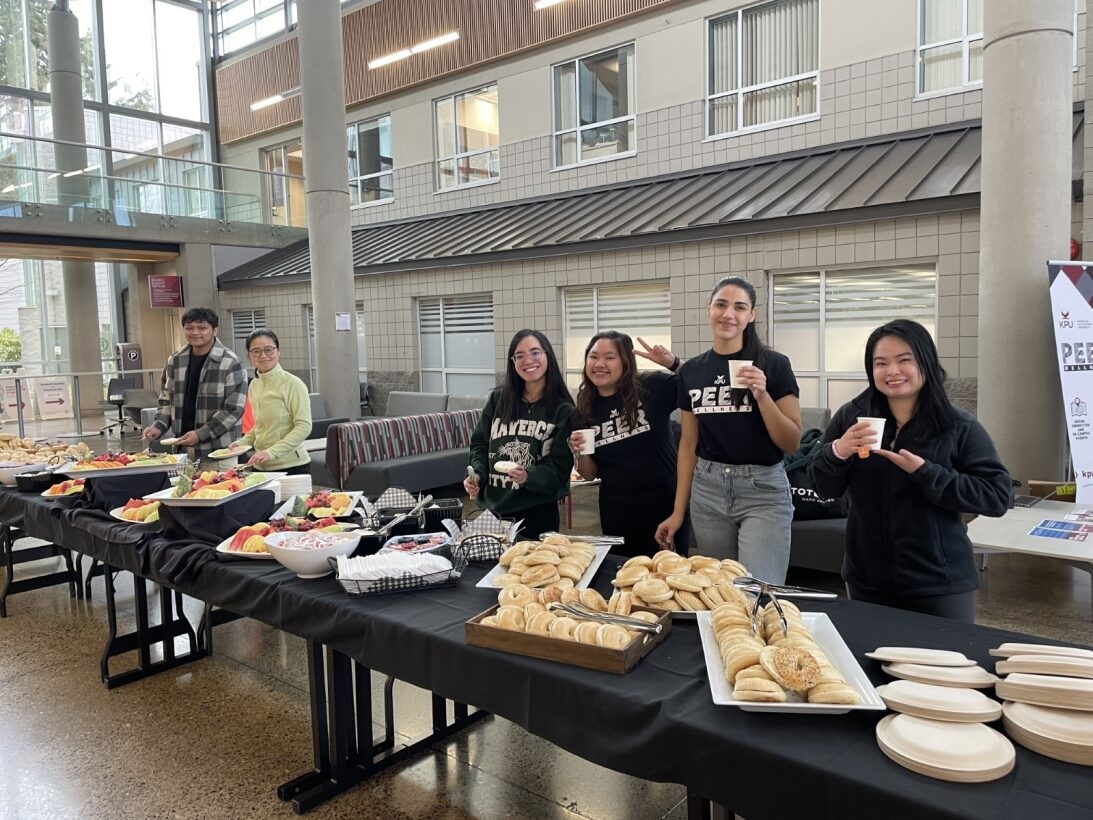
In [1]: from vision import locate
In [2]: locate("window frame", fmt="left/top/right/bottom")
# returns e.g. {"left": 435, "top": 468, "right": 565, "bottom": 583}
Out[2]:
{"left": 417, "top": 295, "right": 495, "bottom": 393}
{"left": 432, "top": 84, "right": 500, "bottom": 193}
{"left": 346, "top": 113, "right": 394, "bottom": 209}
{"left": 704, "top": 0, "right": 821, "bottom": 140}
{"left": 915, "top": 0, "right": 983, "bottom": 98}
{"left": 259, "top": 138, "right": 302, "bottom": 225}
{"left": 766, "top": 263, "right": 939, "bottom": 410}
{"left": 230, "top": 308, "right": 267, "bottom": 359}
{"left": 551, "top": 42, "right": 637, "bottom": 170}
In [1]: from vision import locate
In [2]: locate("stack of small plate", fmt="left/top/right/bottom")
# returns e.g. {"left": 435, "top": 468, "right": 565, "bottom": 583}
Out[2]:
{"left": 875, "top": 714, "right": 1015, "bottom": 782}
{"left": 278, "top": 475, "right": 313, "bottom": 498}
{"left": 867, "top": 646, "right": 998, "bottom": 689}
{"left": 1001, "top": 702, "right": 1093, "bottom": 766}
{"left": 995, "top": 673, "right": 1093, "bottom": 711}
{"left": 876, "top": 679, "right": 1002, "bottom": 723}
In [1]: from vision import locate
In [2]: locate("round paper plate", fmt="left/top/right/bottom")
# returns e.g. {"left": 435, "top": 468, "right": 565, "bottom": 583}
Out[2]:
{"left": 876, "top": 713, "right": 1014, "bottom": 783}
{"left": 494, "top": 460, "right": 518, "bottom": 474}
{"left": 1002, "top": 701, "right": 1093, "bottom": 745}
{"left": 990, "top": 642, "right": 1093, "bottom": 661}
{"left": 882, "top": 662, "right": 998, "bottom": 688}
{"left": 876, "top": 680, "right": 1001, "bottom": 723}
{"left": 866, "top": 647, "right": 975, "bottom": 666}
{"left": 995, "top": 654, "right": 1093, "bottom": 680}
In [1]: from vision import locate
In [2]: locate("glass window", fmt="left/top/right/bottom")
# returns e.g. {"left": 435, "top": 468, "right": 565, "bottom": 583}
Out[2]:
{"left": 707, "top": 0, "right": 819, "bottom": 137}
{"left": 346, "top": 114, "right": 393, "bottom": 206}
{"left": 769, "top": 265, "right": 936, "bottom": 409}
{"left": 918, "top": 0, "right": 983, "bottom": 94}
{"left": 230, "top": 308, "right": 267, "bottom": 358}
{"left": 553, "top": 44, "right": 635, "bottom": 167}
{"left": 0, "top": 0, "right": 98, "bottom": 99}
{"left": 155, "top": 2, "right": 204, "bottom": 121}
{"left": 215, "top": 0, "right": 289, "bottom": 59}
{"left": 434, "top": 86, "right": 499, "bottom": 191}
{"left": 418, "top": 296, "right": 495, "bottom": 394}
{"left": 306, "top": 302, "right": 367, "bottom": 388}
{"left": 261, "top": 139, "right": 305, "bottom": 226}
{"left": 104, "top": 0, "right": 158, "bottom": 112}
{"left": 562, "top": 283, "right": 671, "bottom": 391}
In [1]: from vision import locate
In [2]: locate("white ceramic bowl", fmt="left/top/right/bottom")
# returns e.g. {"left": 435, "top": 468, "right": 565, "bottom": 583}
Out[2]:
{"left": 264, "top": 530, "right": 361, "bottom": 578}
{"left": 0, "top": 462, "right": 47, "bottom": 487}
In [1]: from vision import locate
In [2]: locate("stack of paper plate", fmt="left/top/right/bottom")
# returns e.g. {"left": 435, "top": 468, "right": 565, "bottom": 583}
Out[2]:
{"left": 866, "top": 647, "right": 976, "bottom": 667}
{"left": 996, "top": 673, "right": 1093, "bottom": 711}
{"left": 876, "top": 680, "right": 1001, "bottom": 723}
{"left": 268, "top": 481, "right": 282, "bottom": 505}
{"left": 1002, "top": 701, "right": 1093, "bottom": 766}
{"left": 990, "top": 643, "right": 1093, "bottom": 661}
{"left": 875, "top": 713, "right": 1015, "bottom": 782}
{"left": 882, "top": 662, "right": 998, "bottom": 689}
{"left": 995, "top": 655, "right": 1093, "bottom": 680}
{"left": 279, "top": 475, "right": 313, "bottom": 497}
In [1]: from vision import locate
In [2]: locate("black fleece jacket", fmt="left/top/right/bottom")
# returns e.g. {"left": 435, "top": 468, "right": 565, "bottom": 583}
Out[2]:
{"left": 810, "top": 391, "right": 1012, "bottom": 597}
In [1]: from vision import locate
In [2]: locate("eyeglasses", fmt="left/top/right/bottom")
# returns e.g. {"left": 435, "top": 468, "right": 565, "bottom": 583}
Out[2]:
{"left": 512, "top": 349, "right": 545, "bottom": 364}
{"left": 249, "top": 346, "right": 278, "bottom": 357}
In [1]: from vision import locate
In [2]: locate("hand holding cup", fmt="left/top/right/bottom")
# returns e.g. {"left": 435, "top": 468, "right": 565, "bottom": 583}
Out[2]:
{"left": 834, "top": 419, "right": 882, "bottom": 459}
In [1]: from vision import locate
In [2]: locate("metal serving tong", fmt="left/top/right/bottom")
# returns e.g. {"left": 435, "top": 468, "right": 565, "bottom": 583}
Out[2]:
{"left": 538, "top": 531, "right": 626, "bottom": 545}
{"left": 732, "top": 576, "right": 838, "bottom": 601}
{"left": 367, "top": 494, "right": 433, "bottom": 537}
{"left": 547, "top": 601, "right": 663, "bottom": 634}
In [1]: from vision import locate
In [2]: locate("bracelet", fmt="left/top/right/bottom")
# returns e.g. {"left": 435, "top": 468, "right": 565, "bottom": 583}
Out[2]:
{"left": 669, "top": 355, "right": 681, "bottom": 373}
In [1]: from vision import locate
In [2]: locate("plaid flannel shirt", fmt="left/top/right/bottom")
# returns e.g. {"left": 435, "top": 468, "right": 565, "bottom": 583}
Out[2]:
{"left": 152, "top": 339, "right": 248, "bottom": 459}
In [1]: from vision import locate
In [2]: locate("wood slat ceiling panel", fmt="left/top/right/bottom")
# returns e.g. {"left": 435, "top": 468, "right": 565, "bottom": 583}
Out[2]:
{"left": 217, "top": 0, "right": 681, "bottom": 144}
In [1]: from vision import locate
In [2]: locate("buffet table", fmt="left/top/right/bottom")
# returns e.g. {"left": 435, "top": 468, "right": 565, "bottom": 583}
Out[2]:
{"left": 1, "top": 486, "right": 1092, "bottom": 819}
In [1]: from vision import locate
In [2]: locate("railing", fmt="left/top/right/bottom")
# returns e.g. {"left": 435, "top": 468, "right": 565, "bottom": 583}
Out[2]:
{"left": 0, "top": 130, "right": 306, "bottom": 227}
{"left": 0, "top": 367, "right": 162, "bottom": 440}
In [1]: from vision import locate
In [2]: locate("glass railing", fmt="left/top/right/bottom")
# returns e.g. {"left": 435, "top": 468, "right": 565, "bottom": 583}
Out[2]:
{"left": 0, "top": 130, "right": 304, "bottom": 227}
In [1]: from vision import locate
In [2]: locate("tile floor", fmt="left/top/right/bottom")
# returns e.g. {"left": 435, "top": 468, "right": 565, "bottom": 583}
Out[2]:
{"left": 0, "top": 420, "right": 1090, "bottom": 818}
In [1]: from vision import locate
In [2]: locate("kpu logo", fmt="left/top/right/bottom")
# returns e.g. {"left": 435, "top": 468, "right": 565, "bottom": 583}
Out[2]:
{"left": 1060, "top": 311, "right": 1074, "bottom": 329}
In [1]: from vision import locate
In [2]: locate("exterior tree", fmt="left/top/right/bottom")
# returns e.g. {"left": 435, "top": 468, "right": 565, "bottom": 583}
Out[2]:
{"left": 0, "top": 328, "right": 22, "bottom": 365}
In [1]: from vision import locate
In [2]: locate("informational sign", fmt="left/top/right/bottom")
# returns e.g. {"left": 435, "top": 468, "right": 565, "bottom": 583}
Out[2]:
{"left": 34, "top": 378, "right": 73, "bottom": 420}
{"left": 1048, "top": 261, "right": 1093, "bottom": 503}
{"left": 149, "top": 275, "right": 184, "bottom": 308}
{"left": 1028, "top": 519, "right": 1093, "bottom": 541}
{"left": 0, "top": 379, "right": 28, "bottom": 420}
{"left": 335, "top": 312, "right": 351, "bottom": 332}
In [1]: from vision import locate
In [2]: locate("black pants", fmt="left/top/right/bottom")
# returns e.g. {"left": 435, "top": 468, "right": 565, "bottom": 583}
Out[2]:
{"left": 511, "top": 501, "right": 561, "bottom": 542}
{"left": 847, "top": 584, "right": 977, "bottom": 624}
{"left": 599, "top": 483, "right": 681, "bottom": 558}
{"left": 282, "top": 462, "right": 311, "bottom": 475}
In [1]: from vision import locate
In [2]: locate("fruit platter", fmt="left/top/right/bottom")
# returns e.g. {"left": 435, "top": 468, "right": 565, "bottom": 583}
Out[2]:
{"left": 42, "top": 478, "right": 85, "bottom": 497}
{"left": 272, "top": 490, "right": 362, "bottom": 520}
{"left": 143, "top": 466, "right": 284, "bottom": 507}
{"left": 60, "top": 450, "right": 180, "bottom": 479}
{"left": 216, "top": 516, "right": 357, "bottom": 558}
{"left": 110, "top": 498, "right": 162, "bottom": 524}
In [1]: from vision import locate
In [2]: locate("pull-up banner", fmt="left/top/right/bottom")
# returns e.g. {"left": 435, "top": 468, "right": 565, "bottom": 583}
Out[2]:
{"left": 1048, "top": 260, "right": 1093, "bottom": 502}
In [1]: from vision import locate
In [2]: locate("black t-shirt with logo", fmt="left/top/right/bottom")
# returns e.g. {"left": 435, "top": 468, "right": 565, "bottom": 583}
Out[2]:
{"left": 677, "top": 348, "right": 799, "bottom": 466}
{"left": 180, "top": 351, "right": 208, "bottom": 434}
{"left": 584, "top": 371, "right": 677, "bottom": 492}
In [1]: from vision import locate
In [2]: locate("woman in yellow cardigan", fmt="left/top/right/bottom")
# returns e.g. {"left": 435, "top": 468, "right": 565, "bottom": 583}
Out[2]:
{"left": 236, "top": 329, "right": 312, "bottom": 474}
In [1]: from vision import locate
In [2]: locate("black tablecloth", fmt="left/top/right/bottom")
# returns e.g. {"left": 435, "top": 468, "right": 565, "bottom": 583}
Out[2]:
{"left": 3, "top": 487, "right": 1092, "bottom": 820}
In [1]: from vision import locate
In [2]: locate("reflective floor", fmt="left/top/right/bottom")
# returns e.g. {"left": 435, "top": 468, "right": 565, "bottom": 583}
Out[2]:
{"left": 0, "top": 469, "right": 1091, "bottom": 817}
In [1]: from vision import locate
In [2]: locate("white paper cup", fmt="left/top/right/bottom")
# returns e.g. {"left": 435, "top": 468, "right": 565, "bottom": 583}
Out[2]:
{"left": 857, "top": 417, "right": 886, "bottom": 458}
{"left": 576, "top": 428, "right": 596, "bottom": 455}
{"left": 728, "top": 360, "right": 753, "bottom": 389}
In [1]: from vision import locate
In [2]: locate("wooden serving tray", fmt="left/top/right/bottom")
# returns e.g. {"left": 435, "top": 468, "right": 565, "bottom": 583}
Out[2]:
{"left": 465, "top": 604, "right": 672, "bottom": 674}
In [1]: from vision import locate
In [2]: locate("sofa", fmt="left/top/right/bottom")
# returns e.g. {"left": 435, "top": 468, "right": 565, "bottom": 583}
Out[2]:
{"left": 311, "top": 391, "right": 487, "bottom": 494}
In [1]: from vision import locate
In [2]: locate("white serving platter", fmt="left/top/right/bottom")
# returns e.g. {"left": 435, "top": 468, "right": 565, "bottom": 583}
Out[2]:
{"left": 866, "top": 647, "right": 976, "bottom": 667}
{"left": 142, "top": 472, "right": 284, "bottom": 507}
{"left": 475, "top": 544, "right": 610, "bottom": 591}
{"left": 696, "top": 611, "right": 886, "bottom": 714}
{"left": 271, "top": 491, "right": 364, "bottom": 520}
{"left": 214, "top": 536, "right": 275, "bottom": 559}
{"left": 58, "top": 460, "right": 181, "bottom": 479}
{"left": 109, "top": 505, "right": 160, "bottom": 524}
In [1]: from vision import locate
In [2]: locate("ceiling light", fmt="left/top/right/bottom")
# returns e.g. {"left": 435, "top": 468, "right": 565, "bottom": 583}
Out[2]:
{"left": 1, "top": 185, "right": 14, "bottom": 194}
{"left": 63, "top": 169, "right": 83, "bottom": 177}
{"left": 534, "top": 0, "right": 567, "bottom": 9}
{"left": 250, "top": 87, "right": 300, "bottom": 112}
{"left": 368, "top": 30, "right": 459, "bottom": 69}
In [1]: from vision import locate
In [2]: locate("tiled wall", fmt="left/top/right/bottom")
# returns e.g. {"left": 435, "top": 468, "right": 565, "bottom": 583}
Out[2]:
{"left": 220, "top": 209, "right": 984, "bottom": 406}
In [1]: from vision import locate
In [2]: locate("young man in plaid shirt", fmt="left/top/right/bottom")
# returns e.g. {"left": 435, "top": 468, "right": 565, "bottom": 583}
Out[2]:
{"left": 142, "top": 307, "right": 248, "bottom": 461}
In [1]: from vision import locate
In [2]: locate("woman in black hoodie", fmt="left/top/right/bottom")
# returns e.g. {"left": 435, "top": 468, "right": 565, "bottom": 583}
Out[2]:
{"left": 810, "top": 319, "right": 1011, "bottom": 623}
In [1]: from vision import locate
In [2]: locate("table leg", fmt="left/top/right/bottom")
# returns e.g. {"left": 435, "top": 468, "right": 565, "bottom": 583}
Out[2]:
{"left": 0, "top": 524, "right": 82, "bottom": 618}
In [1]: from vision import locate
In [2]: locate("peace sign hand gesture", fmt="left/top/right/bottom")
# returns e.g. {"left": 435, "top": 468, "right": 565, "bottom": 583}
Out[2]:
{"left": 635, "top": 336, "right": 678, "bottom": 371}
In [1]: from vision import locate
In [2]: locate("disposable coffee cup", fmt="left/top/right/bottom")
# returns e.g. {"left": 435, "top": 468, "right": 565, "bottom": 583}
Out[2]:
{"left": 576, "top": 428, "right": 596, "bottom": 455}
{"left": 728, "top": 360, "right": 753, "bottom": 389}
{"left": 857, "top": 417, "right": 886, "bottom": 458}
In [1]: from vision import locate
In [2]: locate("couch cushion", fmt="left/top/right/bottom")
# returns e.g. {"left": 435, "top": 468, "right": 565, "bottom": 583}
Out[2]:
{"left": 446, "top": 408, "right": 482, "bottom": 448}
{"left": 343, "top": 449, "right": 471, "bottom": 495}
{"left": 386, "top": 391, "right": 448, "bottom": 417}
{"left": 790, "top": 518, "right": 846, "bottom": 574}
{"left": 446, "top": 393, "right": 488, "bottom": 411}
{"left": 801, "top": 407, "right": 832, "bottom": 432}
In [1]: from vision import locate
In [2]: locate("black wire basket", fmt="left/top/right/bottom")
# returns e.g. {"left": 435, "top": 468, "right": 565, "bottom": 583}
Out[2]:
{"left": 330, "top": 542, "right": 468, "bottom": 597}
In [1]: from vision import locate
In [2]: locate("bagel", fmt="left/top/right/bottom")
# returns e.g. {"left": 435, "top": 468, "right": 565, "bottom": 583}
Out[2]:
{"left": 654, "top": 596, "right": 682, "bottom": 611}
{"left": 534, "top": 542, "right": 572, "bottom": 557}
{"left": 525, "top": 611, "right": 556, "bottom": 636}
{"left": 622, "top": 555, "right": 653, "bottom": 569}
{"left": 525, "top": 550, "right": 562, "bottom": 566}
{"left": 716, "top": 583, "right": 752, "bottom": 607}
{"left": 596, "top": 624, "right": 632, "bottom": 650}
{"left": 632, "top": 578, "right": 673, "bottom": 603}
{"left": 498, "top": 584, "right": 535, "bottom": 608}
{"left": 723, "top": 648, "right": 762, "bottom": 683}
{"left": 548, "top": 616, "right": 578, "bottom": 641}
{"left": 538, "top": 585, "right": 564, "bottom": 604}
{"left": 495, "top": 605, "right": 526, "bottom": 631}
{"left": 613, "top": 565, "right": 650, "bottom": 587}
{"left": 499, "top": 543, "right": 530, "bottom": 565}
{"left": 613, "top": 591, "right": 633, "bottom": 616}
{"left": 574, "top": 621, "right": 602, "bottom": 645}
{"left": 521, "top": 565, "right": 561, "bottom": 588}
{"left": 734, "top": 664, "right": 774, "bottom": 682}
{"left": 578, "top": 588, "right": 608, "bottom": 612}
{"left": 759, "top": 646, "right": 821, "bottom": 693}
{"left": 561, "top": 588, "right": 582, "bottom": 604}
{"left": 699, "top": 587, "right": 726, "bottom": 610}
{"left": 656, "top": 555, "right": 692, "bottom": 576}
{"left": 689, "top": 555, "right": 722, "bottom": 571}
{"left": 651, "top": 549, "right": 677, "bottom": 564}
{"left": 493, "top": 573, "right": 523, "bottom": 588}
{"left": 542, "top": 534, "right": 571, "bottom": 546}
{"left": 719, "top": 558, "right": 748, "bottom": 577}
{"left": 673, "top": 590, "right": 705, "bottom": 611}
{"left": 628, "top": 610, "right": 658, "bottom": 624}
{"left": 480, "top": 615, "right": 499, "bottom": 628}
{"left": 554, "top": 577, "right": 575, "bottom": 589}
{"left": 731, "top": 678, "right": 786, "bottom": 702}
{"left": 807, "top": 682, "right": 860, "bottom": 705}
{"left": 697, "top": 567, "right": 733, "bottom": 585}
{"left": 522, "top": 602, "right": 546, "bottom": 618}
{"left": 666, "top": 573, "right": 711, "bottom": 592}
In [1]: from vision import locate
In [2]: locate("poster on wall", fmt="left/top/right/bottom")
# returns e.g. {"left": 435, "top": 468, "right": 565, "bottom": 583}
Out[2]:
{"left": 33, "top": 378, "right": 73, "bottom": 420}
{"left": 1048, "top": 261, "right": 1093, "bottom": 503}
{"left": 149, "top": 275, "right": 184, "bottom": 309}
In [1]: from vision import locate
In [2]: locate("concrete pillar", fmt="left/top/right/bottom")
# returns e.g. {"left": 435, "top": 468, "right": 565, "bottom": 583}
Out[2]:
{"left": 132, "top": 264, "right": 182, "bottom": 372}
{"left": 173, "top": 243, "right": 217, "bottom": 312}
{"left": 296, "top": 0, "right": 360, "bottom": 420}
{"left": 978, "top": 0, "right": 1073, "bottom": 486}
{"left": 49, "top": 3, "right": 100, "bottom": 413}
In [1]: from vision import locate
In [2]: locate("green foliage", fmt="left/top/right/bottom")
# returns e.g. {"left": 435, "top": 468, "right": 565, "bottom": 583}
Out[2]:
{"left": 0, "top": 328, "right": 20, "bottom": 364}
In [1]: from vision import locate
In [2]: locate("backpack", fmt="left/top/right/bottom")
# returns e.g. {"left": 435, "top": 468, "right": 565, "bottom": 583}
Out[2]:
{"left": 783, "top": 428, "right": 850, "bottom": 520}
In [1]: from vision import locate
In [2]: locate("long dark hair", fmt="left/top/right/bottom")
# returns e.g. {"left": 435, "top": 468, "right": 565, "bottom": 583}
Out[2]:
{"left": 576, "top": 331, "right": 642, "bottom": 430}
{"left": 708, "top": 275, "right": 766, "bottom": 366}
{"left": 496, "top": 329, "right": 574, "bottom": 423}
{"left": 863, "top": 319, "right": 957, "bottom": 436}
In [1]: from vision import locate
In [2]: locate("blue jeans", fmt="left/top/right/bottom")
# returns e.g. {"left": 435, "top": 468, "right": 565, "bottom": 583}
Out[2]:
{"left": 689, "top": 458, "right": 793, "bottom": 585}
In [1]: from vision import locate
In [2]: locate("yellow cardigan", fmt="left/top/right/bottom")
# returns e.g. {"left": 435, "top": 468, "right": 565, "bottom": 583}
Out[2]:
{"left": 239, "top": 364, "right": 312, "bottom": 470}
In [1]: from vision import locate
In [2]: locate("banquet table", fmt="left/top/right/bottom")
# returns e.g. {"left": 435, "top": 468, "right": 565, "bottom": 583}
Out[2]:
{"left": 1, "top": 486, "right": 1092, "bottom": 819}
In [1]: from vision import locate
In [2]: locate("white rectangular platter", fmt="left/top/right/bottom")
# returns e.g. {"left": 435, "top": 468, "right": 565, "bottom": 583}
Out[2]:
{"left": 142, "top": 472, "right": 285, "bottom": 507}
{"left": 58, "top": 460, "right": 181, "bottom": 479}
{"left": 271, "top": 491, "right": 364, "bottom": 520}
{"left": 475, "top": 544, "right": 610, "bottom": 591}
{"left": 696, "top": 610, "right": 886, "bottom": 714}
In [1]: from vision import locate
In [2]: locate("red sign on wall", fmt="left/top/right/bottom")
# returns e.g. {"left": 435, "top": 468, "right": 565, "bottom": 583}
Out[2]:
{"left": 149, "top": 275, "right": 184, "bottom": 309}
